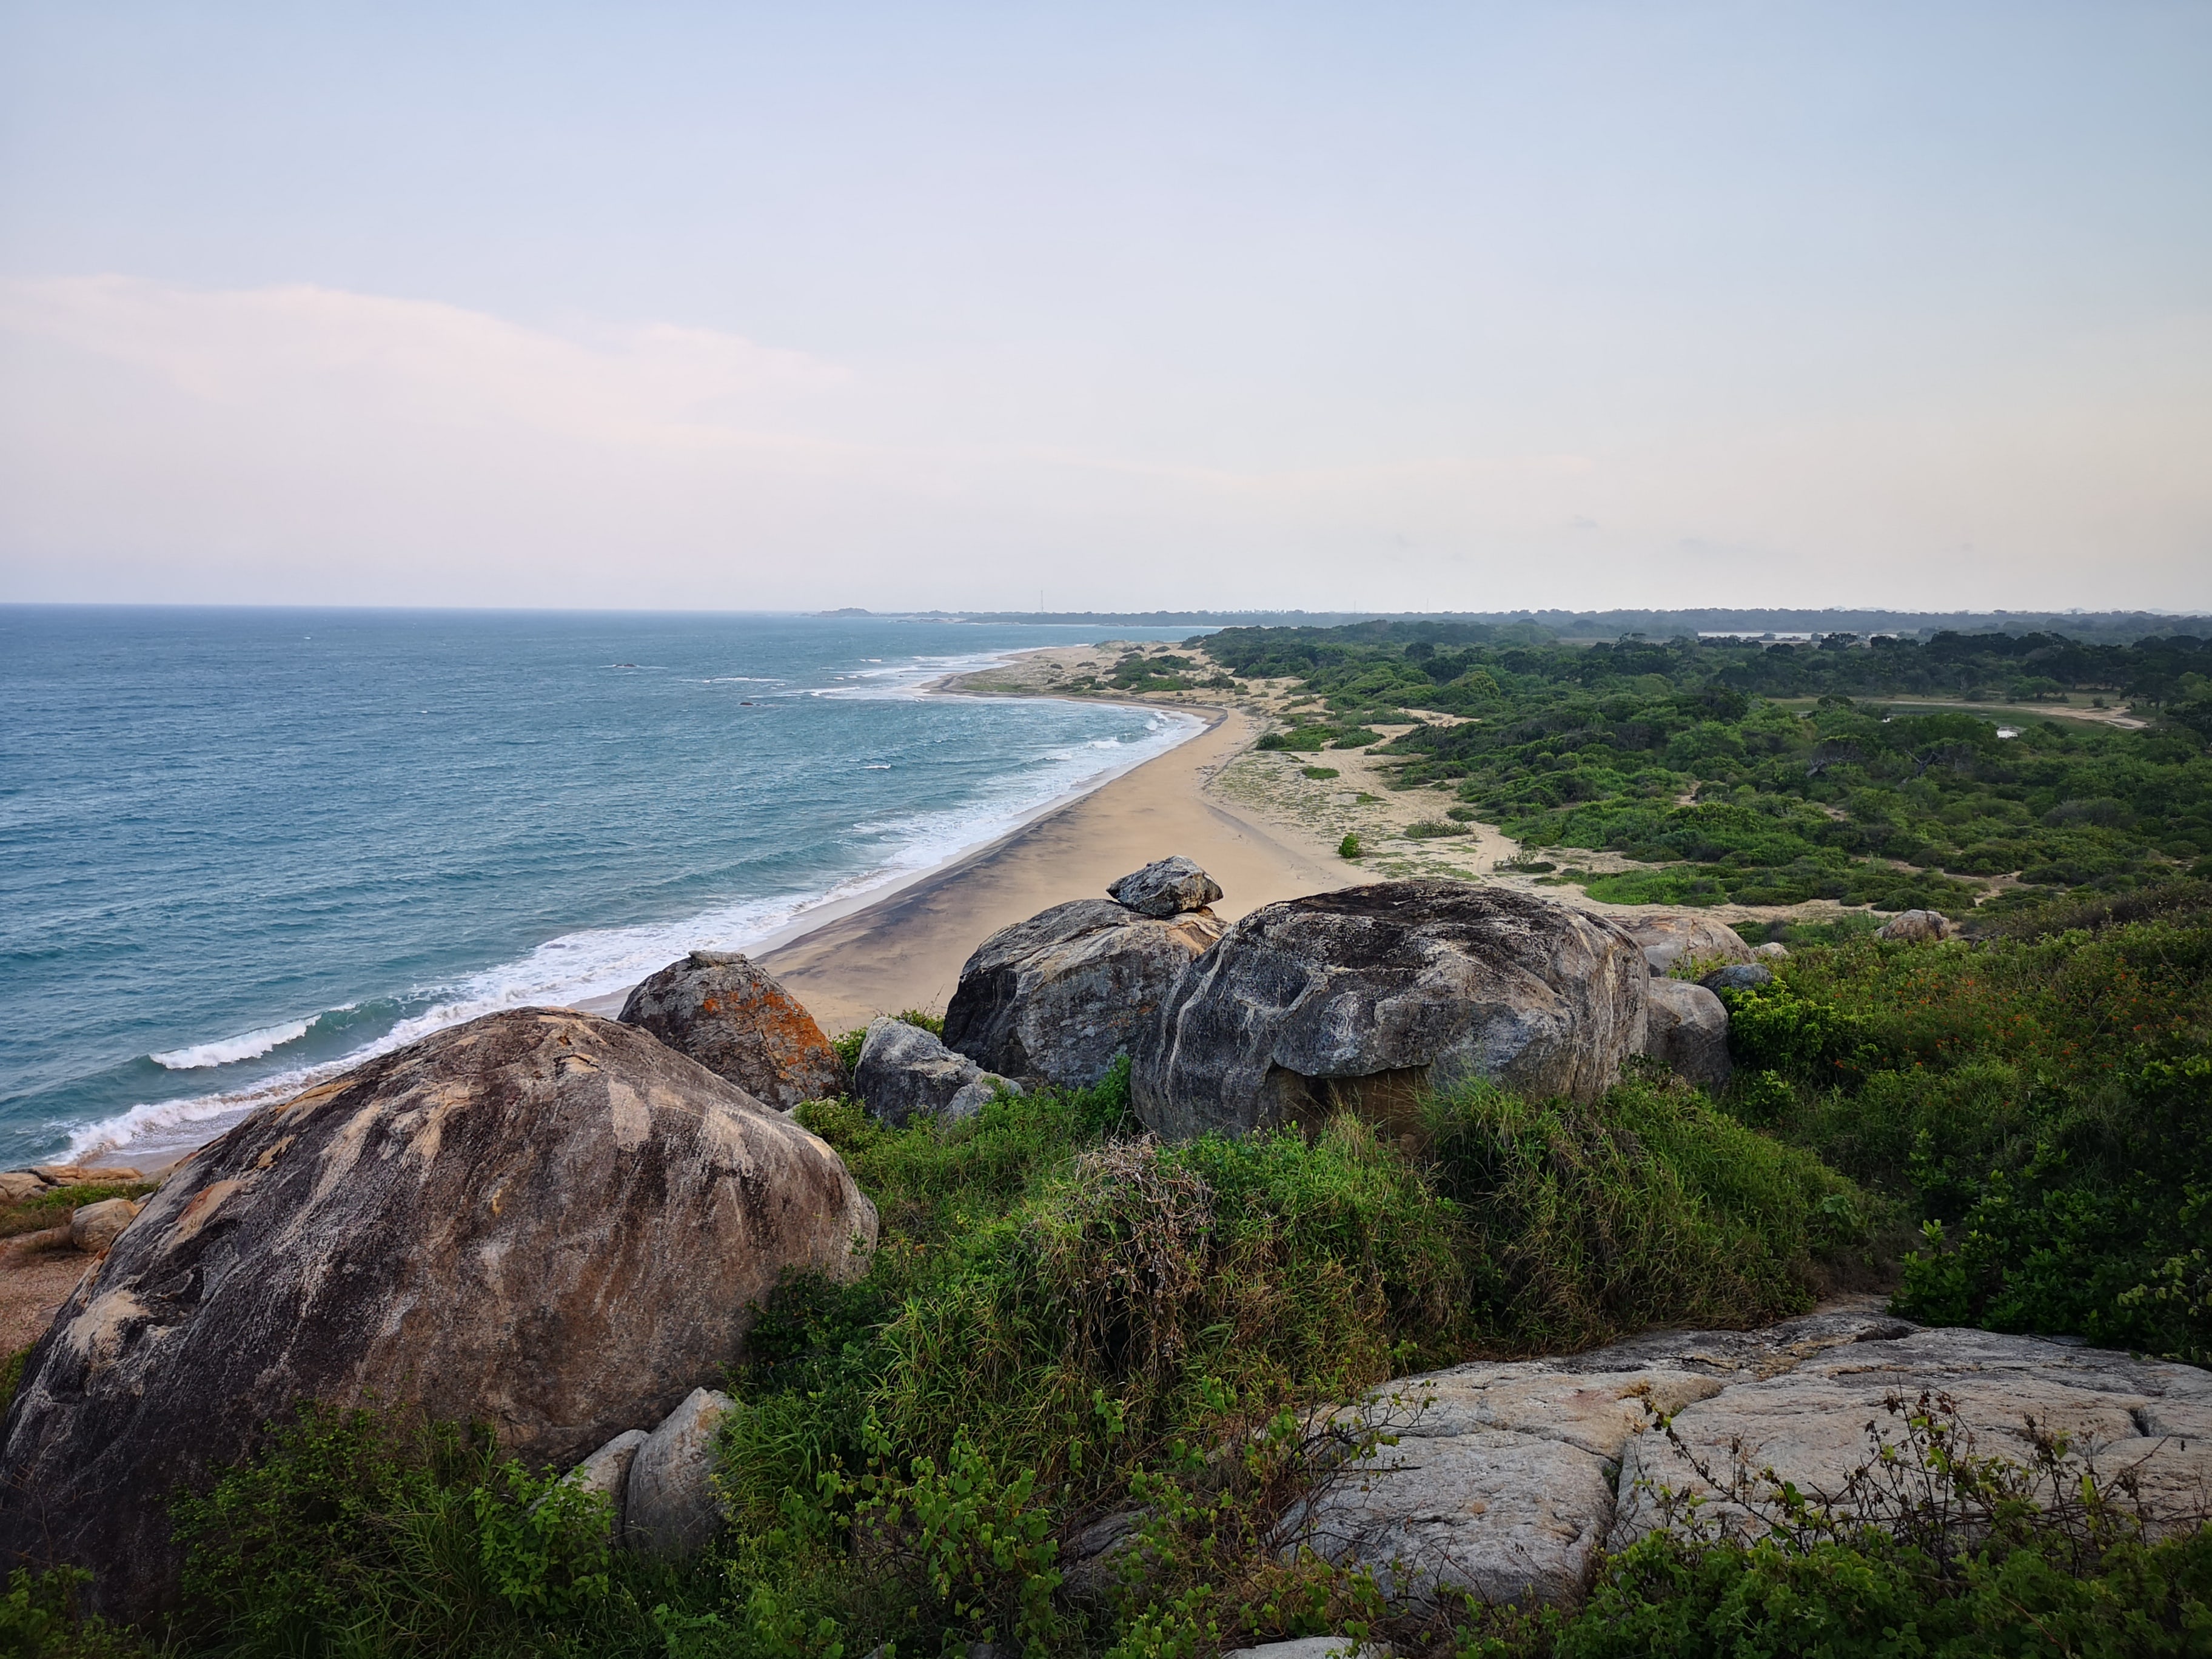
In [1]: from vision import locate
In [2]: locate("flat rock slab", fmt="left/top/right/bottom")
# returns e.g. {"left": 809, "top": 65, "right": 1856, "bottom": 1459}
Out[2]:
{"left": 1293, "top": 1310, "right": 2212, "bottom": 1610}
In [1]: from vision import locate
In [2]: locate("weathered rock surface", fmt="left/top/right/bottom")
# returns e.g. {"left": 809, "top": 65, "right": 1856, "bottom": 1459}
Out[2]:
{"left": 1752, "top": 941, "right": 1789, "bottom": 960}
{"left": 0, "top": 1008, "right": 878, "bottom": 1618}
{"left": 1132, "top": 883, "right": 1647, "bottom": 1141}
{"left": 618, "top": 951, "right": 843, "bottom": 1109}
{"left": 1224, "top": 1642, "right": 1391, "bottom": 1659}
{"left": 942, "top": 899, "right": 1223, "bottom": 1088}
{"left": 1700, "top": 962, "right": 1774, "bottom": 994}
{"left": 1292, "top": 1310, "right": 2212, "bottom": 1610}
{"left": 623, "top": 1386, "right": 734, "bottom": 1558}
{"left": 856, "top": 1017, "right": 1020, "bottom": 1127}
{"left": 1876, "top": 909, "right": 1959, "bottom": 943}
{"left": 65, "top": 1198, "right": 140, "bottom": 1254}
{"left": 1107, "top": 856, "right": 1225, "bottom": 918}
{"left": 0, "top": 1173, "right": 45, "bottom": 1203}
{"left": 1623, "top": 914, "right": 1753, "bottom": 977}
{"left": 1642, "top": 979, "right": 1732, "bottom": 1093}
{"left": 565, "top": 1428, "right": 649, "bottom": 1533}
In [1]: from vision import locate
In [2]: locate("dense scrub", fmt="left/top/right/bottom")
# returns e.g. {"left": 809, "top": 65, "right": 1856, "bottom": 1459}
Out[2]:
{"left": 1714, "top": 888, "right": 2212, "bottom": 1367}
{"left": 10, "top": 1060, "right": 1875, "bottom": 1657}
{"left": 1205, "top": 623, "right": 2212, "bottom": 911}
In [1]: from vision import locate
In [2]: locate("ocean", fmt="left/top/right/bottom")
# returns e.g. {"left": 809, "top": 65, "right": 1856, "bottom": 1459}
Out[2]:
{"left": 0, "top": 607, "right": 1202, "bottom": 1168}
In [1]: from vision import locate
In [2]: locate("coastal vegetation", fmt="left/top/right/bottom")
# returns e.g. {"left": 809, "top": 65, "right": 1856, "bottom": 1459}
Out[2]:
{"left": 12, "top": 879, "right": 2210, "bottom": 1653}
{"left": 1207, "top": 623, "right": 2212, "bottom": 914}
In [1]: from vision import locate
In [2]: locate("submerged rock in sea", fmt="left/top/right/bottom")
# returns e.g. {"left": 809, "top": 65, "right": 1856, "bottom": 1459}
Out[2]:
{"left": 619, "top": 950, "right": 844, "bottom": 1109}
{"left": 1106, "top": 856, "right": 1224, "bottom": 919}
{"left": 1292, "top": 1311, "right": 2212, "bottom": 1610}
{"left": 1641, "top": 977, "right": 1732, "bottom": 1093}
{"left": 1131, "top": 882, "right": 1647, "bottom": 1141}
{"left": 1621, "top": 914, "right": 1754, "bottom": 977}
{"left": 855, "top": 1017, "right": 1021, "bottom": 1126}
{"left": 0, "top": 1008, "right": 877, "bottom": 1619}
{"left": 943, "top": 895, "right": 1223, "bottom": 1089}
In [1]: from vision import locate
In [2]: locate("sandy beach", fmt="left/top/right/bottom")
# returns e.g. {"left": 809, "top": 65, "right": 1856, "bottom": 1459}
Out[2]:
{"left": 754, "top": 702, "right": 1349, "bottom": 1031}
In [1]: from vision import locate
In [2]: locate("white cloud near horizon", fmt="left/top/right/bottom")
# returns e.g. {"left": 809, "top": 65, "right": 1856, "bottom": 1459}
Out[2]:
{"left": 3, "top": 270, "right": 2205, "bottom": 613}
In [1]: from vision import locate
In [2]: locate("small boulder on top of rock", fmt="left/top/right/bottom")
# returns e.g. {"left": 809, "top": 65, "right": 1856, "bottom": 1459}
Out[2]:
{"left": 943, "top": 882, "right": 1224, "bottom": 1089}
{"left": 856, "top": 1017, "right": 1020, "bottom": 1127}
{"left": 1107, "top": 856, "right": 1224, "bottom": 918}
{"left": 0, "top": 1008, "right": 878, "bottom": 1620}
{"left": 1876, "top": 908, "right": 1958, "bottom": 943}
{"left": 1132, "top": 882, "right": 1647, "bottom": 1142}
{"left": 619, "top": 951, "right": 843, "bottom": 1109}
{"left": 1623, "top": 914, "right": 1752, "bottom": 977}
{"left": 1642, "top": 979, "right": 1731, "bottom": 1093}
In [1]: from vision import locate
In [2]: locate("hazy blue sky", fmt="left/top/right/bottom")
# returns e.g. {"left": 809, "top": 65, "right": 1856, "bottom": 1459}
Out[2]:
{"left": 2, "top": 2, "right": 2206, "bottom": 611}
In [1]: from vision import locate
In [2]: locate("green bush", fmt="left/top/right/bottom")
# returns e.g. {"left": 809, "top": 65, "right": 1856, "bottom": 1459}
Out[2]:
{"left": 1338, "top": 833, "right": 1362, "bottom": 859}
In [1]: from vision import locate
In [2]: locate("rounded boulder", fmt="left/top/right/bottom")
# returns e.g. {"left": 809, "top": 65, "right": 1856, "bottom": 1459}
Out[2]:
{"left": 943, "top": 898, "right": 1223, "bottom": 1088}
{"left": 1131, "top": 882, "right": 1647, "bottom": 1140}
{"left": 618, "top": 950, "right": 843, "bottom": 1109}
{"left": 0, "top": 1008, "right": 877, "bottom": 1618}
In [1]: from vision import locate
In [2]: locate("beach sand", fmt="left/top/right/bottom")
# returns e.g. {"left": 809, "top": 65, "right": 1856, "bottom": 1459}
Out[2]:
{"left": 752, "top": 705, "right": 1349, "bottom": 1032}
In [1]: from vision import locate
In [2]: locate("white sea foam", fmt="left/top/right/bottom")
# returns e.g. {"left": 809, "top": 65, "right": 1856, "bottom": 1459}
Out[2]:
{"left": 67, "top": 684, "right": 1203, "bottom": 1165}
{"left": 150, "top": 1019, "right": 313, "bottom": 1070}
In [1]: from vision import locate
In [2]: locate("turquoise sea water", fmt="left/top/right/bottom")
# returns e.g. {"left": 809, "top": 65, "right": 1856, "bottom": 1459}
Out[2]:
{"left": 0, "top": 608, "right": 1199, "bottom": 1167}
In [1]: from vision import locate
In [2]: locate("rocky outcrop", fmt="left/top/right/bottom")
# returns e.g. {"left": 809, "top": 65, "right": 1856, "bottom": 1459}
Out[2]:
{"left": 1107, "top": 856, "right": 1224, "bottom": 918}
{"left": 1290, "top": 1310, "right": 2212, "bottom": 1610}
{"left": 623, "top": 1387, "right": 734, "bottom": 1558}
{"left": 855, "top": 1017, "right": 1021, "bottom": 1127}
{"left": 1752, "top": 941, "right": 1789, "bottom": 960}
{"left": 1876, "top": 909, "right": 1959, "bottom": 943}
{"left": 942, "top": 897, "right": 1223, "bottom": 1089}
{"left": 1623, "top": 915, "right": 1752, "bottom": 977}
{"left": 1641, "top": 979, "right": 1731, "bottom": 1093}
{"left": 618, "top": 951, "right": 843, "bottom": 1109}
{"left": 0, "top": 1009, "right": 878, "bottom": 1618}
{"left": 1133, "top": 883, "right": 1647, "bottom": 1141}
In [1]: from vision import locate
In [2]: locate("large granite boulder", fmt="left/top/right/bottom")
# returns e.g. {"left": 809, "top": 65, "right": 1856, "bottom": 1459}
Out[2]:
{"left": 618, "top": 951, "right": 843, "bottom": 1109}
{"left": 1107, "top": 856, "right": 1224, "bottom": 918}
{"left": 0, "top": 1009, "right": 878, "bottom": 1618}
{"left": 942, "top": 898, "right": 1224, "bottom": 1088}
{"left": 1642, "top": 978, "right": 1731, "bottom": 1093}
{"left": 1623, "top": 914, "right": 1754, "bottom": 977}
{"left": 1131, "top": 883, "right": 1647, "bottom": 1141}
{"left": 1292, "top": 1310, "right": 2212, "bottom": 1609}
{"left": 855, "top": 1017, "right": 1020, "bottom": 1127}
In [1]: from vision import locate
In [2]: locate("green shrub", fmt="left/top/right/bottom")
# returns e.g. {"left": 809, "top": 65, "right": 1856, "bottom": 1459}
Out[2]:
{"left": 1299, "top": 766, "right": 1339, "bottom": 780}
{"left": 1338, "top": 833, "right": 1362, "bottom": 859}
{"left": 1403, "top": 821, "right": 1470, "bottom": 839}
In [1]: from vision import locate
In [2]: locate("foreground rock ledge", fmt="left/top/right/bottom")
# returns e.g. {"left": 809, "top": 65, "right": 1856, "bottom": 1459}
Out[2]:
{"left": 1132, "top": 882, "right": 1647, "bottom": 1140}
{"left": 1292, "top": 1311, "right": 2212, "bottom": 1609}
{"left": 0, "top": 1008, "right": 879, "bottom": 1619}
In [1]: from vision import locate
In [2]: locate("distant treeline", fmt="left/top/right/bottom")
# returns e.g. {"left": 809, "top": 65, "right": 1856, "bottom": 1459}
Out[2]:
{"left": 919, "top": 607, "right": 2212, "bottom": 645}
{"left": 1203, "top": 621, "right": 2212, "bottom": 913}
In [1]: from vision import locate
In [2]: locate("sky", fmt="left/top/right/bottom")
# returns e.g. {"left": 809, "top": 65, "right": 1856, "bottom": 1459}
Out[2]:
{"left": 0, "top": 1, "right": 2207, "bottom": 614}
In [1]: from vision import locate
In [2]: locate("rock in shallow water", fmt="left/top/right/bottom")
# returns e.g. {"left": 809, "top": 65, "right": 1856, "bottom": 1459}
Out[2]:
{"left": 942, "top": 898, "right": 1222, "bottom": 1088}
{"left": 1131, "top": 882, "right": 1647, "bottom": 1141}
{"left": 0, "top": 1008, "right": 878, "bottom": 1618}
{"left": 618, "top": 951, "right": 843, "bottom": 1109}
